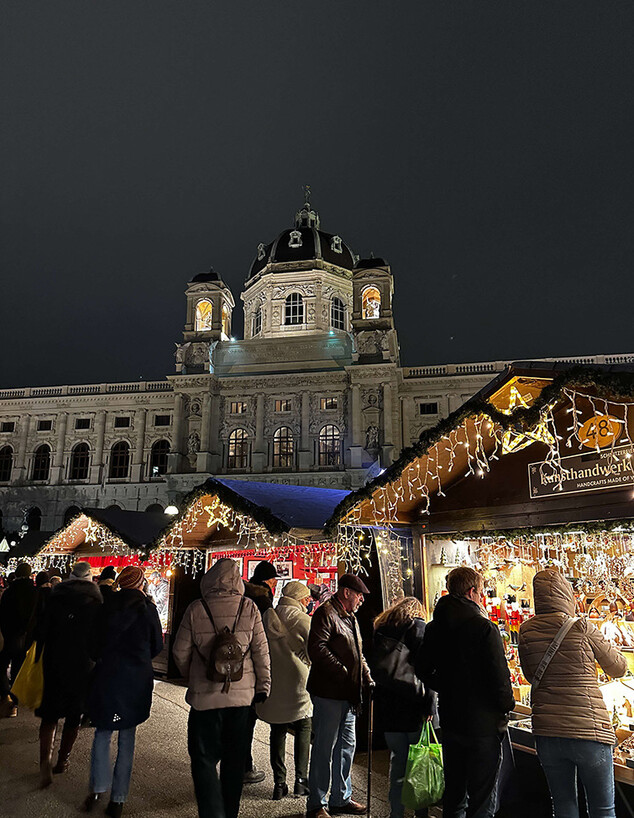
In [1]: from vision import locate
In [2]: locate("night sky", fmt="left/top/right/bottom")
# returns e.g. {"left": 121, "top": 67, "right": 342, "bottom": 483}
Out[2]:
{"left": 2, "top": 2, "right": 634, "bottom": 388}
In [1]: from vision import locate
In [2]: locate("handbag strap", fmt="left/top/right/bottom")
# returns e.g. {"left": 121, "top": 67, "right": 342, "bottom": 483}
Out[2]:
{"left": 532, "top": 615, "right": 580, "bottom": 693}
{"left": 200, "top": 595, "right": 245, "bottom": 635}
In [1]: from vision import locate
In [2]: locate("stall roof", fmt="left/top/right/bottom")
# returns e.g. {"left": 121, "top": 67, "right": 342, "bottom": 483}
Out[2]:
{"left": 324, "top": 362, "right": 634, "bottom": 535}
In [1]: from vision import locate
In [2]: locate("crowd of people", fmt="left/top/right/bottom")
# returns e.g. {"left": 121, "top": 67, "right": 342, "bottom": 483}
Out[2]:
{"left": 0, "top": 558, "right": 628, "bottom": 818}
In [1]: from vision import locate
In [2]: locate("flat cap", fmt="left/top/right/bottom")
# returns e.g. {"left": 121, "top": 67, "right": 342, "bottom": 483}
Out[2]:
{"left": 338, "top": 573, "right": 370, "bottom": 595}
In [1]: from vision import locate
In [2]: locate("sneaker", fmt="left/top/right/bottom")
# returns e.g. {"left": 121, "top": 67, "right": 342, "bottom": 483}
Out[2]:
{"left": 243, "top": 768, "right": 265, "bottom": 784}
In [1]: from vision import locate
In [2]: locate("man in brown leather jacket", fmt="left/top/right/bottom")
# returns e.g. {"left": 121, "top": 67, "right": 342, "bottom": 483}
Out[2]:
{"left": 305, "top": 574, "right": 373, "bottom": 818}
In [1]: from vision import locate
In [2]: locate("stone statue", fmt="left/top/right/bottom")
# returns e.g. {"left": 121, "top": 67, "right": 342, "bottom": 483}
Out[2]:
{"left": 366, "top": 424, "right": 379, "bottom": 451}
{"left": 187, "top": 432, "right": 200, "bottom": 456}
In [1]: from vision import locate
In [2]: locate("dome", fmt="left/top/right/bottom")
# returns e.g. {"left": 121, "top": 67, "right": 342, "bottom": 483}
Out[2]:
{"left": 190, "top": 267, "right": 220, "bottom": 283}
{"left": 248, "top": 201, "right": 356, "bottom": 279}
{"left": 354, "top": 256, "right": 388, "bottom": 270}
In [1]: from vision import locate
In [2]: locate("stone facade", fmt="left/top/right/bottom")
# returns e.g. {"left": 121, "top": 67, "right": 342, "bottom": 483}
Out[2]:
{"left": 1, "top": 200, "right": 633, "bottom": 533}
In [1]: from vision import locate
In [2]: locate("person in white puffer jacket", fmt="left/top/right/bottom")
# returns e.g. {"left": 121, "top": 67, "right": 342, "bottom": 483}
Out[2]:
{"left": 257, "top": 581, "right": 313, "bottom": 802}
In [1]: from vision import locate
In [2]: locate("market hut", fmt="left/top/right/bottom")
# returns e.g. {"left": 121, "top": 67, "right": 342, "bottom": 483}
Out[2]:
{"left": 326, "top": 361, "right": 634, "bottom": 789}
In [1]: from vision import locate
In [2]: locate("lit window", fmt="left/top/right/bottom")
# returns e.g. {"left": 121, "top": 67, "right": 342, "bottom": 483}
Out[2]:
{"left": 0, "top": 446, "right": 13, "bottom": 482}
{"left": 222, "top": 304, "right": 231, "bottom": 339}
{"left": 37, "top": 419, "right": 52, "bottom": 431}
{"left": 230, "top": 401, "right": 247, "bottom": 414}
{"left": 362, "top": 286, "right": 381, "bottom": 319}
{"left": 69, "top": 442, "right": 90, "bottom": 481}
{"left": 273, "top": 427, "right": 294, "bottom": 468}
{"left": 320, "top": 397, "right": 338, "bottom": 411}
{"left": 32, "top": 444, "right": 51, "bottom": 481}
{"left": 275, "top": 399, "right": 291, "bottom": 412}
{"left": 252, "top": 307, "right": 262, "bottom": 337}
{"left": 150, "top": 439, "right": 170, "bottom": 476}
{"left": 1, "top": 422, "right": 15, "bottom": 433}
{"left": 75, "top": 418, "right": 91, "bottom": 430}
{"left": 195, "top": 299, "right": 213, "bottom": 332}
{"left": 109, "top": 441, "right": 130, "bottom": 479}
{"left": 285, "top": 293, "right": 304, "bottom": 325}
{"left": 319, "top": 425, "right": 341, "bottom": 467}
{"left": 228, "top": 428, "right": 249, "bottom": 469}
{"left": 331, "top": 297, "right": 346, "bottom": 330}
{"left": 154, "top": 415, "right": 171, "bottom": 427}
{"left": 114, "top": 416, "right": 130, "bottom": 428}
{"left": 419, "top": 402, "right": 439, "bottom": 415}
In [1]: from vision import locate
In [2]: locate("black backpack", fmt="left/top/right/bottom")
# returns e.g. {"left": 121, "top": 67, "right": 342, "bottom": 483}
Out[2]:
{"left": 200, "top": 596, "right": 246, "bottom": 693}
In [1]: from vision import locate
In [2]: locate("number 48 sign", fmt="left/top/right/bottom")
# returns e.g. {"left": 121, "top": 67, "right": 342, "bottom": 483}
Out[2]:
{"left": 579, "top": 415, "right": 623, "bottom": 450}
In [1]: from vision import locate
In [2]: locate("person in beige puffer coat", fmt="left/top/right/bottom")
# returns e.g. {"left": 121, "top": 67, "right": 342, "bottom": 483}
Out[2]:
{"left": 518, "top": 569, "right": 626, "bottom": 818}
{"left": 173, "top": 559, "right": 271, "bottom": 818}
{"left": 256, "top": 580, "right": 313, "bottom": 801}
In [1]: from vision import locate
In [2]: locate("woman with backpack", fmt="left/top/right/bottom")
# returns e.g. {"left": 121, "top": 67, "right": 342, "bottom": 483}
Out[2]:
{"left": 84, "top": 565, "right": 163, "bottom": 817}
{"left": 371, "top": 596, "right": 435, "bottom": 818}
{"left": 519, "top": 569, "right": 627, "bottom": 818}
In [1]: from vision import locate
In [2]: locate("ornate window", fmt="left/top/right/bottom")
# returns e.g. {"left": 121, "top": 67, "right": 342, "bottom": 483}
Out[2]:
{"left": 0, "top": 446, "right": 12, "bottom": 482}
{"left": 222, "top": 304, "right": 231, "bottom": 339}
{"left": 288, "top": 230, "right": 302, "bottom": 248}
{"left": 362, "top": 286, "right": 381, "bottom": 319}
{"left": 32, "top": 444, "right": 51, "bottom": 482}
{"left": 69, "top": 442, "right": 90, "bottom": 481}
{"left": 228, "top": 428, "right": 249, "bottom": 469}
{"left": 195, "top": 299, "right": 213, "bottom": 332}
{"left": 150, "top": 439, "right": 170, "bottom": 476}
{"left": 273, "top": 427, "right": 294, "bottom": 468}
{"left": 257, "top": 242, "right": 266, "bottom": 261}
{"left": 109, "top": 441, "right": 130, "bottom": 479}
{"left": 331, "top": 235, "right": 343, "bottom": 253}
{"left": 252, "top": 307, "right": 262, "bottom": 337}
{"left": 331, "top": 297, "right": 346, "bottom": 330}
{"left": 318, "top": 424, "right": 341, "bottom": 467}
{"left": 285, "top": 293, "right": 304, "bottom": 325}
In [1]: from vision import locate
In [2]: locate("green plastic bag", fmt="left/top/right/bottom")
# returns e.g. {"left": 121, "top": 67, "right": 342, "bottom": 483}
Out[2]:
{"left": 401, "top": 722, "right": 444, "bottom": 810}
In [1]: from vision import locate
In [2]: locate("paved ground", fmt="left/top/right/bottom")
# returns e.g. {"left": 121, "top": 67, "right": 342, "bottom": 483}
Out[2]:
{"left": 0, "top": 681, "right": 406, "bottom": 818}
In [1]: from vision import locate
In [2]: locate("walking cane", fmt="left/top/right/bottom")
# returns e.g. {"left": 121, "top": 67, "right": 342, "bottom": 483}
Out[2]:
{"left": 366, "top": 685, "right": 374, "bottom": 817}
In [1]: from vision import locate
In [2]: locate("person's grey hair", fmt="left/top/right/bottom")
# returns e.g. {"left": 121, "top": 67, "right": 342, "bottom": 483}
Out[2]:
{"left": 71, "top": 561, "right": 92, "bottom": 580}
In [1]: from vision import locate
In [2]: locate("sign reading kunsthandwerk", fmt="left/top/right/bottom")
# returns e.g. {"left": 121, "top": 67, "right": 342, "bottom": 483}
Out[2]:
{"left": 528, "top": 444, "right": 634, "bottom": 499}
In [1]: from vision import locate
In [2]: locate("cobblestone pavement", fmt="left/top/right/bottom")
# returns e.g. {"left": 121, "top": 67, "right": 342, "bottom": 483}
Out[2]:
{"left": 0, "top": 681, "right": 414, "bottom": 818}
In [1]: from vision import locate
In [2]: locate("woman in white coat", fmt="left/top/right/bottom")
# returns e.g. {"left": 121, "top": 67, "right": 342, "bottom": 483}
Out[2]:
{"left": 256, "top": 581, "right": 312, "bottom": 801}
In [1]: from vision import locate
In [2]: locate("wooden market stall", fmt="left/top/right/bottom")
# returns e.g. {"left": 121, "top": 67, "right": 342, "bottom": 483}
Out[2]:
{"left": 326, "top": 361, "right": 634, "bottom": 802}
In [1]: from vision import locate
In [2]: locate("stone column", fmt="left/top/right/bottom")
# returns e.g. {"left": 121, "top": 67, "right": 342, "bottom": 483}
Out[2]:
{"left": 382, "top": 381, "right": 394, "bottom": 465}
{"left": 197, "top": 392, "right": 215, "bottom": 473}
{"left": 298, "top": 391, "right": 312, "bottom": 471}
{"left": 14, "top": 414, "right": 31, "bottom": 480}
{"left": 252, "top": 393, "right": 266, "bottom": 472}
{"left": 349, "top": 384, "right": 364, "bottom": 468}
{"left": 50, "top": 412, "right": 68, "bottom": 484}
{"left": 90, "top": 410, "right": 107, "bottom": 483}
{"left": 130, "top": 408, "right": 147, "bottom": 482}
{"left": 168, "top": 394, "right": 184, "bottom": 473}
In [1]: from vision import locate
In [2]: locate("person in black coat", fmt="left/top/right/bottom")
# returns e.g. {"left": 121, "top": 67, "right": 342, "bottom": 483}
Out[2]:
{"left": 36, "top": 562, "right": 102, "bottom": 787}
{"left": 97, "top": 565, "right": 117, "bottom": 600}
{"left": 85, "top": 565, "right": 163, "bottom": 818}
{"left": 416, "top": 567, "right": 514, "bottom": 818}
{"left": 372, "top": 596, "right": 435, "bottom": 818}
{"left": 0, "top": 562, "right": 37, "bottom": 717}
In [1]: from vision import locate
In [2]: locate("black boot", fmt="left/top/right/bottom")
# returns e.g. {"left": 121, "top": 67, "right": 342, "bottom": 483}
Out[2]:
{"left": 53, "top": 724, "right": 80, "bottom": 774}
{"left": 272, "top": 782, "right": 289, "bottom": 800}
{"left": 294, "top": 777, "right": 309, "bottom": 796}
{"left": 39, "top": 721, "right": 57, "bottom": 788}
{"left": 83, "top": 793, "right": 102, "bottom": 813}
{"left": 105, "top": 802, "right": 124, "bottom": 817}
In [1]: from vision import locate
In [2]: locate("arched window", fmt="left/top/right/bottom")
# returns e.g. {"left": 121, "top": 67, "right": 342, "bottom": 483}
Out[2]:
{"left": 362, "top": 286, "right": 381, "bottom": 319}
{"left": 319, "top": 424, "right": 341, "bottom": 467}
{"left": 26, "top": 507, "right": 42, "bottom": 531}
{"left": 284, "top": 293, "right": 304, "bottom": 325}
{"left": 195, "top": 299, "right": 213, "bottom": 332}
{"left": 106, "top": 504, "right": 121, "bottom": 511}
{"left": 109, "top": 441, "right": 130, "bottom": 479}
{"left": 252, "top": 306, "right": 262, "bottom": 337}
{"left": 273, "top": 427, "right": 294, "bottom": 468}
{"left": 331, "top": 297, "right": 346, "bottom": 331}
{"left": 64, "top": 505, "right": 81, "bottom": 524}
{"left": 69, "top": 442, "right": 90, "bottom": 481}
{"left": 146, "top": 503, "right": 164, "bottom": 513}
{"left": 222, "top": 304, "right": 231, "bottom": 339}
{"left": 150, "top": 439, "right": 170, "bottom": 476}
{"left": 228, "top": 428, "right": 249, "bottom": 469}
{"left": 0, "top": 446, "right": 13, "bottom": 482}
{"left": 32, "top": 444, "right": 51, "bottom": 481}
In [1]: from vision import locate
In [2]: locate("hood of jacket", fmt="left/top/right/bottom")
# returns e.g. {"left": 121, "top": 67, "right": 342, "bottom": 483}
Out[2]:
{"left": 533, "top": 569, "right": 575, "bottom": 616}
{"left": 432, "top": 593, "right": 484, "bottom": 629}
{"left": 52, "top": 578, "right": 103, "bottom": 607}
{"left": 201, "top": 558, "right": 244, "bottom": 600}
{"left": 277, "top": 596, "right": 304, "bottom": 613}
{"left": 263, "top": 608, "right": 286, "bottom": 642}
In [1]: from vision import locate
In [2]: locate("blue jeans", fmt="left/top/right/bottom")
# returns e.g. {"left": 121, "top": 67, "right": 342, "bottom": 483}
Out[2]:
{"left": 90, "top": 727, "right": 137, "bottom": 804}
{"left": 307, "top": 696, "right": 356, "bottom": 812}
{"left": 535, "top": 736, "right": 616, "bottom": 818}
{"left": 384, "top": 731, "right": 428, "bottom": 818}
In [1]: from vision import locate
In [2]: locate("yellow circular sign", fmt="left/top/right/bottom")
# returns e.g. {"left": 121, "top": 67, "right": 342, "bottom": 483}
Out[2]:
{"left": 579, "top": 414, "right": 622, "bottom": 449}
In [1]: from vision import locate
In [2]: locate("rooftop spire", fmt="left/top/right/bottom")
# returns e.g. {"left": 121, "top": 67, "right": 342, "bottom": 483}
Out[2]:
{"left": 295, "top": 184, "right": 320, "bottom": 229}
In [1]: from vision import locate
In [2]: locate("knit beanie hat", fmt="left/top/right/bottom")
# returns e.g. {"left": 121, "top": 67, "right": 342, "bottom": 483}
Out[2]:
{"left": 15, "top": 562, "right": 32, "bottom": 579}
{"left": 282, "top": 581, "right": 311, "bottom": 602}
{"left": 98, "top": 565, "right": 117, "bottom": 582}
{"left": 116, "top": 565, "right": 145, "bottom": 591}
{"left": 251, "top": 561, "right": 278, "bottom": 583}
{"left": 71, "top": 561, "right": 93, "bottom": 580}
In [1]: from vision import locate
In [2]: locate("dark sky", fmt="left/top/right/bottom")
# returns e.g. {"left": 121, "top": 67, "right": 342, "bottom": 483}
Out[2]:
{"left": 2, "top": 1, "right": 634, "bottom": 388}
